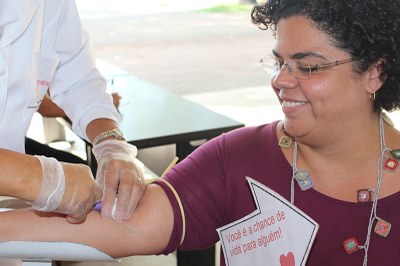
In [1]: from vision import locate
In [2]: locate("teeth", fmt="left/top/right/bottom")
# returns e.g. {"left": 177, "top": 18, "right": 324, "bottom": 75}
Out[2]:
{"left": 282, "top": 101, "right": 306, "bottom": 107}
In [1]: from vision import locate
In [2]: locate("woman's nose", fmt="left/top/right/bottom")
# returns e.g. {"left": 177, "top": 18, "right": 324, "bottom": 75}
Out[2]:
{"left": 272, "top": 63, "right": 298, "bottom": 90}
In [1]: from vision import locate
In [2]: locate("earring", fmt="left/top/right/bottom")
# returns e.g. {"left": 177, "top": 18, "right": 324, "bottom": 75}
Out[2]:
{"left": 369, "top": 91, "right": 376, "bottom": 101}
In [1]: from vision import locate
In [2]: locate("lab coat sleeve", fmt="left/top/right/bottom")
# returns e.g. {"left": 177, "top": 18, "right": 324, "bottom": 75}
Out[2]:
{"left": 43, "top": 0, "right": 120, "bottom": 140}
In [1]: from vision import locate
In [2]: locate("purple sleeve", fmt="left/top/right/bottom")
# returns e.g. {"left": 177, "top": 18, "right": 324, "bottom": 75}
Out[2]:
{"left": 154, "top": 132, "right": 229, "bottom": 253}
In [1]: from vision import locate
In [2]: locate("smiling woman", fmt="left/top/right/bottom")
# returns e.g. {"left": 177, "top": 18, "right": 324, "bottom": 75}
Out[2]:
{"left": 1, "top": 1, "right": 400, "bottom": 266}
{"left": 265, "top": 16, "right": 371, "bottom": 145}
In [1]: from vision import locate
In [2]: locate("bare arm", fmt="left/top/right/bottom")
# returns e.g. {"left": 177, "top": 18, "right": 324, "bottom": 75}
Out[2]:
{"left": 0, "top": 149, "right": 42, "bottom": 201}
{"left": 38, "top": 92, "right": 121, "bottom": 120}
{"left": 38, "top": 95, "right": 67, "bottom": 118}
{"left": 0, "top": 184, "right": 174, "bottom": 258}
{"left": 0, "top": 148, "right": 102, "bottom": 223}
{"left": 85, "top": 118, "right": 121, "bottom": 143}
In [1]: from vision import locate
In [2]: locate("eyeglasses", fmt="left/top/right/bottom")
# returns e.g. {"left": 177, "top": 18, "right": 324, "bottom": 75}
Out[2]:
{"left": 259, "top": 55, "right": 354, "bottom": 80}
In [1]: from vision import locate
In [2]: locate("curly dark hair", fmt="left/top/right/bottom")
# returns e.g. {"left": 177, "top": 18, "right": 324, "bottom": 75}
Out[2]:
{"left": 251, "top": 0, "right": 400, "bottom": 112}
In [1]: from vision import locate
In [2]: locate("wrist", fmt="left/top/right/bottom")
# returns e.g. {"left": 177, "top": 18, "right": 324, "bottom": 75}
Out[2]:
{"left": 93, "top": 128, "right": 126, "bottom": 146}
{"left": 92, "top": 139, "right": 138, "bottom": 162}
{"left": 30, "top": 155, "right": 65, "bottom": 211}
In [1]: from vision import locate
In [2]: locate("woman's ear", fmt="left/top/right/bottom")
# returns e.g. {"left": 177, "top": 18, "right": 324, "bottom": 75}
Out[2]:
{"left": 367, "top": 59, "right": 386, "bottom": 94}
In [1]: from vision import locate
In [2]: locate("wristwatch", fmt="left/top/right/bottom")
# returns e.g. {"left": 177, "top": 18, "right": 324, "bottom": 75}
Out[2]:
{"left": 93, "top": 128, "right": 125, "bottom": 145}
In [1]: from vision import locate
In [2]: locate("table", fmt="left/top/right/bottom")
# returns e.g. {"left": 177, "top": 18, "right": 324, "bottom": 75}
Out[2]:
{"left": 82, "top": 74, "right": 244, "bottom": 168}
{"left": 60, "top": 74, "right": 244, "bottom": 266}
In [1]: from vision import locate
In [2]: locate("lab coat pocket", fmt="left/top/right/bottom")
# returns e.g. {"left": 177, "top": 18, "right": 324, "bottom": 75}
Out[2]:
{"left": 23, "top": 53, "right": 60, "bottom": 122}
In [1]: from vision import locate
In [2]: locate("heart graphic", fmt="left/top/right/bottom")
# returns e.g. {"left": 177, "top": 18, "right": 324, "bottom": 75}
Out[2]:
{"left": 280, "top": 252, "right": 295, "bottom": 266}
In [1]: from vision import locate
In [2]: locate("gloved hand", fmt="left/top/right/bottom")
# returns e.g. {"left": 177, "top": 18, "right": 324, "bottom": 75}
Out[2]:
{"left": 92, "top": 139, "right": 145, "bottom": 221}
{"left": 29, "top": 155, "right": 102, "bottom": 224}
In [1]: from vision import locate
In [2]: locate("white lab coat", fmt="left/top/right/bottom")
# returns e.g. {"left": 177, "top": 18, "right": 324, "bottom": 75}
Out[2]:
{"left": 0, "top": 0, "right": 120, "bottom": 152}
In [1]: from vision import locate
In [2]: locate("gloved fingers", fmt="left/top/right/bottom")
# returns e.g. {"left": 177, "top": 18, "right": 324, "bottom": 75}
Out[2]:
{"left": 123, "top": 170, "right": 145, "bottom": 220}
{"left": 34, "top": 160, "right": 97, "bottom": 224}
{"left": 65, "top": 200, "right": 94, "bottom": 224}
{"left": 112, "top": 169, "right": 134, "bottom": 221}
{"left": 66, "top": 209, "right": 87, "bottom": 224}
{"left": 94, "top": 182, "right": 103, "bottom": 203}
{"left": 99, "top": 164, "right": 119, "bottom": 219}
{"left": 60, "top": 166, "right": 99, "bottom": 223}
{"left": 101, "top": 188, "right": 118, "bottom": 220}
{"left": 111, "top": 167, "right": 145, "bottom": 221}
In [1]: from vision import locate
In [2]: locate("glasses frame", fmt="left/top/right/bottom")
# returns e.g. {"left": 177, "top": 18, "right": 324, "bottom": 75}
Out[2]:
{"left": 260, "top": 55, "right": 354, "bottom": 80}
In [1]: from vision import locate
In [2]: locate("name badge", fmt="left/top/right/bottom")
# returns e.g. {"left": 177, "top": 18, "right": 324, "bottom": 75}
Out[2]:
{"left": 217, "top": 177, "right": 318, "bottom": 266}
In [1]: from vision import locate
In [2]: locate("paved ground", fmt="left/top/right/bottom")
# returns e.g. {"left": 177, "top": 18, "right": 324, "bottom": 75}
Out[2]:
{"left": 76, "top": 0, "right": 275, "bottom": 95}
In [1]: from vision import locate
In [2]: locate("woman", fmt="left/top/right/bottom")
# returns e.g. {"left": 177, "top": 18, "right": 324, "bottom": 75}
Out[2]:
{"left": 1, "top": 0, "right": 400, "bottom": 265}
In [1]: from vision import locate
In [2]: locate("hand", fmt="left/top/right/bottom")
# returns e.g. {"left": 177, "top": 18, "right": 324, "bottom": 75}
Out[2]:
{"left": 61, "top": 162, "right": 103, "bottom": 223}
{"left": 30, "top": 156, "right": 102, "bottom": 224}
{"left": 92, "top": 139, "right": 145, "bottom": 221}
{"left": 111, "top": 92, "right": 121, "bottom": 109}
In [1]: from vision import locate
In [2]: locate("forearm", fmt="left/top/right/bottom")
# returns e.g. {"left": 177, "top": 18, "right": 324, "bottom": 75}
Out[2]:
{"left": 38, "top": 95, "right": 67, "bottom": 118}
{"left": 0, "top": 184, "right": 173, "bottom": 258}
{"left": 86, "top": 118, "right": 121, "bottom": 144}
{"left": 0, "top": 149, "right": 42, "bottom": 201}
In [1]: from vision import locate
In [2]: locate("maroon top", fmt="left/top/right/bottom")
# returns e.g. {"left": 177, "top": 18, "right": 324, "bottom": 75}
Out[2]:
{"left": 154, "top": 121, "right": 400, "bottom": 265}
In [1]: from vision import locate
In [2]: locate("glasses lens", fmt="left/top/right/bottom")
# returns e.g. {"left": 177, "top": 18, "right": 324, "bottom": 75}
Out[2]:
{"left": 292, "top": 60, "right": 311, "bottom": 80}
{"left": 260, "top": 56, "right": 280, "bottom": 74}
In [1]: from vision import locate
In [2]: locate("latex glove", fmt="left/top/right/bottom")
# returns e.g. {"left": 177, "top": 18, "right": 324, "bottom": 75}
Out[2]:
{"left": 92, "top": 139, "right": 145, "bottom": 221}
{"left": 30, "top": 155, "right": 102, "bottom": 223}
